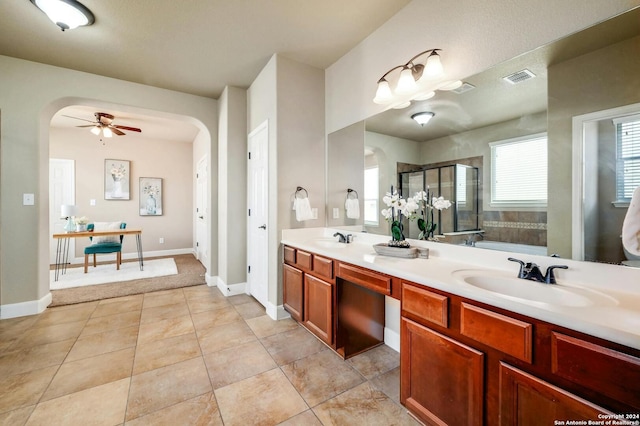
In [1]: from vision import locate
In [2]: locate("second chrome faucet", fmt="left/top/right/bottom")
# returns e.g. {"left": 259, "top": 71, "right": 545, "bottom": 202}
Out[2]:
{"left": 508, "top": 257, "right": 568, "bottom": 284}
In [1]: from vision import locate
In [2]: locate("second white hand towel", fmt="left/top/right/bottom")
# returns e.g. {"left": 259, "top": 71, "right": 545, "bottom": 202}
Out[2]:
{"left": 622, "top": 186, "right": 640, "bottom": 256}
{"left": 345, "top": 198, "right": 360, "bottom": 219}
{"left": 295, "top": 197, "right": 313, "bottom": 221}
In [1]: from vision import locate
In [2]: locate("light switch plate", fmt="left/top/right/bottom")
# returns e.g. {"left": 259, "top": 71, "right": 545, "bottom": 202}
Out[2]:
{"left": 23, "top": 193, "right": 35, "bottom": 205}
{"left": 333, "top": 207, "right": 339, "bottom": 219}
{"left": 311, "top": 208, "right": 318, "bottom": 219}
{"left": 90, "top": 199, "right": 96, "bottom": 206}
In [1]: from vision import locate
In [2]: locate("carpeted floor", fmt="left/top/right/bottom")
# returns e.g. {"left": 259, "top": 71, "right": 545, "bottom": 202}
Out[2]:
{"left": 50, "top": 254, "right": 206, "bottom": 307}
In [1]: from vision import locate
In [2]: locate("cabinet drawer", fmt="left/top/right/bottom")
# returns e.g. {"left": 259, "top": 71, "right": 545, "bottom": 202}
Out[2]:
{"left": 284, "top": 246, "right": 296, "bottom": 264}
{"left": 312, "top": 254, "right": 334, "bottom": 281}
{"left": 401, "top": 282, "right": 448, "bottom": 328}
{"left": 551, "top": 332, "right": 640, "bottom": 410}
{"left": 295, "top": 249, "right": 313, "bottom": 270}
{"left": 337, "top": 262, "right": 391, "bottom": 295}
{"left": 461, "top": 303, "right": 533, "bottom": 363}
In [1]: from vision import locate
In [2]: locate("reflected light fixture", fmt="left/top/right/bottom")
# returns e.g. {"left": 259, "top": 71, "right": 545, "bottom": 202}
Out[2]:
{"left": 373, "top": 49, "right": 462, "bottom": 109}
{"left": 411, "top": 112, "right": 435, "bottom": 126}
{"left": 60, "top": 204, "right": 77, "bottom": 232}
{"left": 30, "top": 0, "right": 95, "bottom": 31}
{"left": 90, "top": 125, "right": 113, "bottom": 138}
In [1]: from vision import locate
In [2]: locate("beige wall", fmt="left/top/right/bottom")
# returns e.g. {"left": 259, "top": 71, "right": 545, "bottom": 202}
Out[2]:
{"left": 50, "top": 128, "right": 194, "bottom": 257}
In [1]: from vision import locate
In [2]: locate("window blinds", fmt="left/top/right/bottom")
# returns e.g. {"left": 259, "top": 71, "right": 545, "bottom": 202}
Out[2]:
{"left": 615, "top": 115, "right": 640, "bottom": 201}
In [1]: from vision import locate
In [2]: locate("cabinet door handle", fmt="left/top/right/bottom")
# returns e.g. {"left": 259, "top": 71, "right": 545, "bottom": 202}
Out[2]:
{"left": 258, "top": 224, "right": 267, "bottom": 230}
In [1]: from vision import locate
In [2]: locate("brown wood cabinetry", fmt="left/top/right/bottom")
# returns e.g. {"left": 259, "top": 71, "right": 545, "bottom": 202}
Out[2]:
{"left": 304, "top": 274, "right": 333, "bottom": 344}
{"left": 283, "top": 264, "right": 303, "bottom": 322}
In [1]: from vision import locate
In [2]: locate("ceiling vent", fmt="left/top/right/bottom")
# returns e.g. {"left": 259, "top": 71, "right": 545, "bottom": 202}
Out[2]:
{"left": 503, "top": 69, "right": 536, "bottom": 85}
{"left": 452, "top": 82, "right": 475, "bottom": 94}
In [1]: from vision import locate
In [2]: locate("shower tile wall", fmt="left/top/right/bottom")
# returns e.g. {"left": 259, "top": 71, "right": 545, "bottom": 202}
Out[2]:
{"left": 482, "top": 211, "right": 547, "bottom": 246}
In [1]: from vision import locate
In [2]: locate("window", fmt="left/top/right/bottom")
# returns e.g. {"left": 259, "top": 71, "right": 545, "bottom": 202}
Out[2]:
{"left": 364, "top": 165, "right": 379, "bottom": 226}
{"left": 614, "top": 114, "right": 640, "bottom": 203}
{"left": 490, "top": 133, "right": 547, "bottom": 206}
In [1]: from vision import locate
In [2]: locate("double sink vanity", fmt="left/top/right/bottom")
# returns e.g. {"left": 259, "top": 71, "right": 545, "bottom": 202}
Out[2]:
{"left": 281, "top": 227, "right": 640, "bottom": 425}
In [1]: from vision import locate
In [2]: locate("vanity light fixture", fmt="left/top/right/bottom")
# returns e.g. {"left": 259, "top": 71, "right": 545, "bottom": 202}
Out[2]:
{"left": 411, "top": 112, "right": 435, "bottom": 126}
{"left": 30, "top": 0, "right": 95, "bottom": 31}
{"left": 373, "top": 49, "right": 462, "bottom": 109}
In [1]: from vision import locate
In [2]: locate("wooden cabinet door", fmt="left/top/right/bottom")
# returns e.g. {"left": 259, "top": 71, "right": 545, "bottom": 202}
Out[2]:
{"left": 304, "top": 274, "right": 333, "bottom": 345}
{"left": 499, "top": 363, "right": 612, "bottom": 426}
{"left": 401, "top": 317, "right": 484, "bottom": 426}
{"left": 283, "top": 264, "right": 303, "bottom": 322}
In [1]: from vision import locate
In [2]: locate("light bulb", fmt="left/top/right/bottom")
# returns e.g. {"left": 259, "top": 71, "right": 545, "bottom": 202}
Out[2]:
{"left": 373, "top": 80, "right": 393, "bottom": 104}
{"left": 396, "top": 67, "right": 417, "bottom": 94}
{"left": 424, "top": 51, "right": 444, "bottom": 77}
{"left": 90, "top": 126, "right": 101, "bottom": 135}
{"left": 103, "top": 127, "right": 113, "bottom": 138}
{"left": 35, "top": 0, "right": 91, "bottom": 30}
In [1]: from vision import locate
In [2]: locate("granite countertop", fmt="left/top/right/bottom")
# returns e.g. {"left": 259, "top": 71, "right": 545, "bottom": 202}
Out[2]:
{"left": 282, "top": 227, "right": 640, "bottom": 350}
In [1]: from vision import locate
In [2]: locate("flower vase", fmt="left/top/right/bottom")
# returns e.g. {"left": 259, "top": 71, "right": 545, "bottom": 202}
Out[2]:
{"left": 76, "top": 224, "right": 87, "bottom": 232}
{"left": 146, "top": 194, "right": 157, "bottom": 215}
{"left": 112, "top": 179, "right": 123, "bottom": 198}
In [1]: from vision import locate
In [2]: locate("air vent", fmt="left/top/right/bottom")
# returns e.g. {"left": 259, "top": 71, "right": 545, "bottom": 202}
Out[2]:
{"left": 452, "top": 82, "right": 475, "bottom": 94}
{"left": 503, "top": 69, "right": 536, "bottom": 85}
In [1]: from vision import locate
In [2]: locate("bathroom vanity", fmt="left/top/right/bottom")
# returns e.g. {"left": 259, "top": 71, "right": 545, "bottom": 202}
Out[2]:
{"left": 282, "top": 228, "right": 640, "bottom": 425}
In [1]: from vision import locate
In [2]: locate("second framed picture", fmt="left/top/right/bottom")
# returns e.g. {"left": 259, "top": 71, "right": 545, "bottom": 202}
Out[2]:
{"left": 139, "top": 177, "right": 163, "bottom": 216}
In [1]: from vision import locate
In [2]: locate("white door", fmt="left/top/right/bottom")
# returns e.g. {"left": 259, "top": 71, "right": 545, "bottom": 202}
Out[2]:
{"left": 247, "top": 121, "right": 269, "bottom": 307}
{"left": 49, "top": 159, "right": 75, "bottom": 264}
{"left": 196, "top": 156, "right": 208, "bottom": 265}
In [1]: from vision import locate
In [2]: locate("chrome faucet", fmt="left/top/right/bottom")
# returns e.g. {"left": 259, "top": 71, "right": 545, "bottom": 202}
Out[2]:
{"left": 333, "top": 232, "right": 351, "bottom": 243}
{"left": 508, "top": 257, "right": 568, "bottom": 284}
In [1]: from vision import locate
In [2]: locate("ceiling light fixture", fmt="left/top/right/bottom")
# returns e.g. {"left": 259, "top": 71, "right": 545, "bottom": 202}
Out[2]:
{"left": 30, "top": 0, "right": 95, "bottom": 31}
{"left": 373, "top": 49, "right": 462, "bottom": 109}
{"left": 411, "top": 112, "right": 435, "bottom": 126}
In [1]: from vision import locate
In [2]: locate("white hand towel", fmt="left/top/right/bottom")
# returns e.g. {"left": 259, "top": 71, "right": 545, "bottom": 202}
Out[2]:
{"left": 622, "top": 186, "right": 640, "bottom": 256}
{"left": 295, "top": 197, "right": 313, "bottom": 222}
{"left": 345, "top": 198, "right": 360, "bottom": 219}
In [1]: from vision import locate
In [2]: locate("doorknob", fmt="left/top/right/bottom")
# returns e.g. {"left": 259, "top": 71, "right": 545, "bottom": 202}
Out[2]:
{"left": 258, "top": 224, "right": 267, "bottom": 230}
{"left": 198, "top": 216, "right": 204, "bottom": 219}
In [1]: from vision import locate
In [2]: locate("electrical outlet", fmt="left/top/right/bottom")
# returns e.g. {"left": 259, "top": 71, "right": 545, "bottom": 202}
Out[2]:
{"left": 159, "top": 237, "right": 164, "bottom": 244}
{"left": 23, "top": 193, "right": 35, "bottom": 206}
{"left": 333, "top": 207, "right": 339, "bottom": 219}
{"left": 90, "top": 199, "right": 96, "bottom": 206}
{"left": 311, "top": 208, "right": 318, "bottom": 219}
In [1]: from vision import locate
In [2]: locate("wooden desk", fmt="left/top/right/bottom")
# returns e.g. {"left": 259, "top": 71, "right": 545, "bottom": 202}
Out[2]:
{"left": 52, "top": 229, "right": 144, "bottom": 281}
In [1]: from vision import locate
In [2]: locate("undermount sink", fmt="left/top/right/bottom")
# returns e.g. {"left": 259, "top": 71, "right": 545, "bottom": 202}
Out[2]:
{"left": 313, "top": 238, "right": 348, "bottom": 249}
{"left": 452, "top": 270, "right": 618, "bottom": 308}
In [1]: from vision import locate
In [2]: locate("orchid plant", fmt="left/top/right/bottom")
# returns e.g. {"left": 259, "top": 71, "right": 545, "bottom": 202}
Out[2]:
{"left": 413, "top": 189, "right": 452, "bottom": 240}
{"left": 72, "top": 216, "right": 89, "bottom": 225}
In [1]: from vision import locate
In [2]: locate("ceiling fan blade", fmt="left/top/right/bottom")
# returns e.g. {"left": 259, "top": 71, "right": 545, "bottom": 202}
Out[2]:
{"left": 62, "top": 114, "right": 96, "bottom": 124}
{"left": 111, "top": 127, "right": 126, "bottom": 136}
{"left": 113, "top": 125, "right": 142, "bottom": 133}
{"left": 76, "top": 124, "right": 97, "bottom": 128}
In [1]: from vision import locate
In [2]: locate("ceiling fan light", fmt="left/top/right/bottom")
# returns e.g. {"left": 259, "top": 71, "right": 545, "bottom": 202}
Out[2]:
{"left": 102, "top": 127, "right": 113, "bottom": 138}
{"left": 424, "top": 51, "right": 444, "bottom": 77}
{"left": 32, "top": 0, "right": 94, "bottom": 31}
{"left": 90, "top": 126, "right": 101, "bottom": 135}
{"left": 396, "top": 67, "right": 417, "bottom": 94}
{"left": 411, "top": 112, "right": 435, "bottom": 126}
{"left": 373, "top": 80, "right": 393, "bottom": 104}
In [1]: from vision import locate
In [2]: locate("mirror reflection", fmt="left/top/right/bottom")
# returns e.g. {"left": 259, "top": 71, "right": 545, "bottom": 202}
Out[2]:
{"left": 328, "top": 7, "right": 640, "bottom": 264}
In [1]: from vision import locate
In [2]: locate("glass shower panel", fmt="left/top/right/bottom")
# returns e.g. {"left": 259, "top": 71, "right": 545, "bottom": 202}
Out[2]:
{"left": 400, "top": 171, "right": 424, "bottom": 239}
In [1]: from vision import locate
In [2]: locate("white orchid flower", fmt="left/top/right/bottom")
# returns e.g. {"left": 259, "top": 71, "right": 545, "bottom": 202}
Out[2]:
{"left": 432, "top": 196, "right": 452, "bottom": 210}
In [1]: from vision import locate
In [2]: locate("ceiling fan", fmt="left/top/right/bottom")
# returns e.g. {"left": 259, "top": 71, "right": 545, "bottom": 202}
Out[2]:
{"left": 63, "top": 112, "right": 142, "bottom": 138}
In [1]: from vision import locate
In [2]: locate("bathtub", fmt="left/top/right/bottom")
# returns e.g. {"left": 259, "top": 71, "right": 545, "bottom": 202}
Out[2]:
{"left": 473, "top": 241, "right": 547, "bottom": 256}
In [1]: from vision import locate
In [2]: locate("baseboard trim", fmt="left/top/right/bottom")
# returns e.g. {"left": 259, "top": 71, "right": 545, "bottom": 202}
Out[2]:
{"left": 384, "top": 327, "right": 400, "bottom": 353}
{"left": 216, "top": 277, "right": 246, "bottom": 297}
{"left": 265, "top": 302, "right": 291, "bottom": 321}
{"left": 205, "top": 273, "right": 216, "bottom": 287}
{"left": 1, "top": 292, "right": 52, "bottom": 319}
{"left": 66, "top": 248, "right": 196, "bottom": 265}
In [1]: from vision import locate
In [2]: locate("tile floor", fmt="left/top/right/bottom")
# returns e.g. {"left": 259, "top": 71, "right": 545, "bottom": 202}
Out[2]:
{"left": 0, "top": 285, "right": 419, "bottom": 425}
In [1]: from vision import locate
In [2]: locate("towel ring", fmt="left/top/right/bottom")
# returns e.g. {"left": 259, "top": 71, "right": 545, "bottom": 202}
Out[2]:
{"left": 347, "top": 188, "right": 358, "bottom": 199}
{"left": 295, "top": 186, "right": 308, "bottom": 199}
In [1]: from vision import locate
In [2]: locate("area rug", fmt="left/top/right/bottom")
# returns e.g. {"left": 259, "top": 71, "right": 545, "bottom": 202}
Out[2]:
{"left": 51, "top": 258, "right": 178, "bottom": 289}
{"left": 50, "top": 255, "right": 207, "bottom": 307}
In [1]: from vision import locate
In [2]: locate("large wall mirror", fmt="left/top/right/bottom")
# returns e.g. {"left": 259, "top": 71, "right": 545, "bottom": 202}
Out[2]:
{"left": 327, "top": 7, "right": 640, "bottom": 264}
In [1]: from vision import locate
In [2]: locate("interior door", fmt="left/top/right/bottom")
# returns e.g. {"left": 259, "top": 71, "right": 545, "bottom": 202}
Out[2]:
{"left": 247, "top": 121, "right": 269, "bottom": 307}
{"left": 196, "top": 156, "right": 208, "bottom": 265}
{"left": 49, "top": 159, "right": 75, "bottom": 264}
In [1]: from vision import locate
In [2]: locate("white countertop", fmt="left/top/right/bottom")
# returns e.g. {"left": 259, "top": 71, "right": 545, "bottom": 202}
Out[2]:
{"left": 282, "top": 227, "right": 640, "bottom": 350}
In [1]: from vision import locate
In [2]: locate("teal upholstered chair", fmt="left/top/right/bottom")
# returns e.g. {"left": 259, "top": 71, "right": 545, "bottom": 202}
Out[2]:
{"left": 84, "top": 222, "right": 126, "bottom": 273}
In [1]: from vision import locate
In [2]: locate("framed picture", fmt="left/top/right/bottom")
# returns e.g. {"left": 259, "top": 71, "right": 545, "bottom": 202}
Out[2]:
{"left": 139, "top": 177, "right": 163, "bottom": 216}
{"left": 105, "top": 159, "right": 130, "bottom": 200}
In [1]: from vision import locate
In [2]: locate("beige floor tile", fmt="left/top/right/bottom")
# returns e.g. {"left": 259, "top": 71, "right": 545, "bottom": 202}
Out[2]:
{"left": 124, "top": 392, "right": 223, "bottom": 426}
{"left": 0, "top": 315, "right": 39, "bottom": 334}
{"left": 203, "top": 340, "right": 277, "bottom": 389}
{"left": 91, "top": 294, "right": 144, "bottom": 318}
{"left": 0, "top": 366, "right": 58, "bottom": 414}
{"left": 192, "top": 306, "right": 242, "bottom": 332}
{"left": 26, "top": 377, "right": 130, "bottom": 426}
{"left": 66, "top": 325, "right": 138, "bottom": 362}
{"left": 140, "top": 300, "right": 190, "bottom": 324}
{"left": 346, "top": 343, "right": 400, "bottom": 380}
{"left": 245, "top": 315, "right": 299, "bottom": 339}
{"left": 227, "top": 294, "right": 256, "bottom": 306}
{"left": 126, "top": 357, "right": 212, "bottom": 421}
{"left": 81, "top": 310, "right": 141, "bottom": 337}
{"left": 281, "top": 349, "right": 365, "bottom": 407}
{"left": 11, "top": 320, "right": 86, "bottom": 351}
{"left": 33, "top": 304, "right": 96, "bottom": 328}
{"left": 261, "top": 327, "right": 327, "bottom": 366}
{"left": 312, "top": 382, "right": 419, "bottom": 426}
{"left": 186, "top": 296, "right": 232, "bottom": 314}
{"left": 137, "top": 314, "right": 194, "bottom": 345}
{"left": 233, "top": 299, "right": 266, "bottom": 319}
{"left": 370, "top": 366, "right": 400, "bottom": 404}
{"left": 277, "top": 409, "right": 323, "bottom": 426}
{"left": 0, "top": 405, "right": 35, "bottom": 426}
{"left": 183, "top": 285, "right": 225, "bottom": 301}
{"left": 133, "top": 332, "right": 201, "bottom": 375}
{"left": 142, "top": 288, "right": 186, "bottom": 310}
{"left": 196, "top": 320, "right": 257, "bottom": 354}
{"left": 215, "top": 368, "right": 308, "bottom": 425}
{"left": 0, "top": 339, "right": 75, "bottom": 377}
{"left": 41, "top": 347, "right": 135, "bottom": 402}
